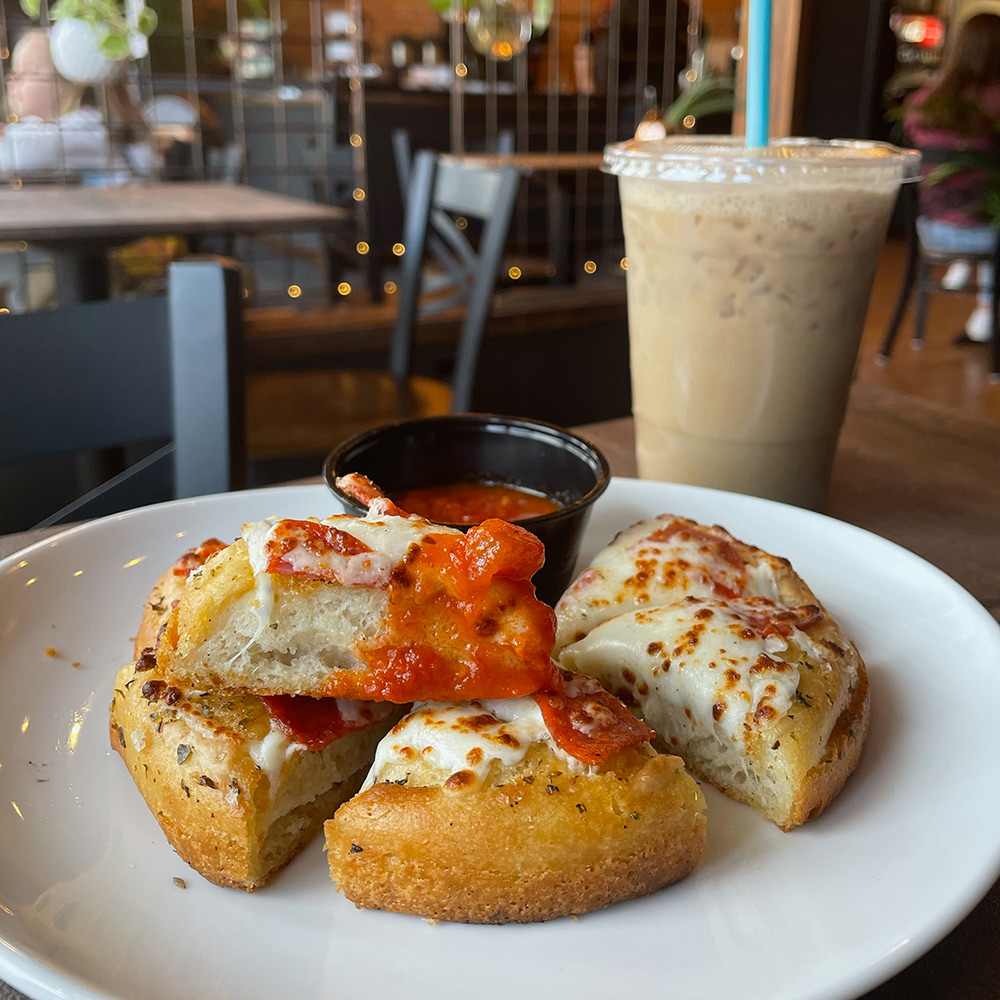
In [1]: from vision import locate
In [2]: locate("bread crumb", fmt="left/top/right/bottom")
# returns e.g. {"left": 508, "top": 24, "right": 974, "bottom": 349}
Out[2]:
{"left": 44, "top": 647, "right": 58, "bottom": 657}
{"left": 71, "top": 662, "right": 81, "bottom": 668}
{"left": 172, "top": 877, "right": 187, "bottom": 889}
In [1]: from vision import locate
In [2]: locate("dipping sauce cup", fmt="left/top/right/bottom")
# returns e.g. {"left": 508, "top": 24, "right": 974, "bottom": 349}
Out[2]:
{"left": 604, "top": 136, "right": 920, "bottom": 509}
{"left": 324, "top": 414, "right": 610, "bottom": 606}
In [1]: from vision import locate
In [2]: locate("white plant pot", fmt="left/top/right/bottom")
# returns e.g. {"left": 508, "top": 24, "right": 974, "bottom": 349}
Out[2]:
{"left": 50, "top": 18, "right": 118, "bottom": 86}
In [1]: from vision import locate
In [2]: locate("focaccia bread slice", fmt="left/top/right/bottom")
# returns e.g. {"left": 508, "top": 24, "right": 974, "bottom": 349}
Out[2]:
{"left": 325, "top": 674, "right": 707, "bottom": 923}
{"left": 111, "top": 544, "right": 400, "bottom": 891}
{"left": 160, "top": 512, "right": 557, "bottom": 702}
{"left": 559, "top": 596, "right": 868, "bottom": 831}
{"left": 555, "top": 514, "right": 818, "bottom": 653}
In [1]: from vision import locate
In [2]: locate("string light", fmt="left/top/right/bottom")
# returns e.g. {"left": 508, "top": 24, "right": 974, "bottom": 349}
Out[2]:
{"left": 349, "top": 78, "right": 361, "bottom": 91}
{"left": 392, "top": 243, "right": 405, "bottom": 256}
{"left": 455, "top": 63, "right": 468, "bottom": 77}
{"left": 337, "top": 282, "right": 352, "bottom": 296}
{"left": 508, "top": 265, "right": 521, "bottom": 279}
{"left": 350, "top": 133, "right": 363, "bottom": 147}
{"left": 544, "top": 264, "right": 557, "bottom": 277}
{"left": 455, "top": 217, "right": 468, "bottom": 230}
{"left": 683, "top": 115, "right": 696, "bottom": 129}
{"left": 0, "top": 308, "right": 9, "bottom": 315}
{"left": 356, "top": 241, "right": 369, "bottom": 254}
{"left": 620, "top": 257, "right": 629, "bottom": 270}
{"left": 287, "top": 284, "right": 302, "bottom": 298}
{"left": 584, "top": 260, "right": 597, "bottom": 274}
{"left": 11, "top": 178, "right": 22, "bottom": 190}
{"left": 7, "top": 113, "right": 18, "bottom": 124}
{"left": 352, "top": 188, "right": 366, "bottom": 201}
{"left": 384, "top": 281, "right": 397, "bottom": 294}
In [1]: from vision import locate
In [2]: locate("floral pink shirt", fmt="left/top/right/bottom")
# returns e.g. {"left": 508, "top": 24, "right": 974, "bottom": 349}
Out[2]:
{"left": 904, "top": 82, "right": 1000, "bottom": 226}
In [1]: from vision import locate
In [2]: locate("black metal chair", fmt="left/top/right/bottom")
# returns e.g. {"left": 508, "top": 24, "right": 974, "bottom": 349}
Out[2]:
{"left": 244, "top": 149, "right": 522, "bottom": 463}
{"left": 878, "top": 159, "right": 1000, "bottom": 383}
{"left": 0, "top": 259, "right": 245, "bottom": 527}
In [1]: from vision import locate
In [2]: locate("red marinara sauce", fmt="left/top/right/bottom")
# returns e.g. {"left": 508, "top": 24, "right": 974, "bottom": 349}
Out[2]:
{"left": 392, "top": 482, "right": 560, "bottom": 525}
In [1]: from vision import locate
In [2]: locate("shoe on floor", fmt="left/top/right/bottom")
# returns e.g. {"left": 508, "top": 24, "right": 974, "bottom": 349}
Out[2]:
{"left": 941, "top": 260, "right": 973, "bottom": 290}
{"left": 965, "top": 303, "right": 995, "bottom": 343}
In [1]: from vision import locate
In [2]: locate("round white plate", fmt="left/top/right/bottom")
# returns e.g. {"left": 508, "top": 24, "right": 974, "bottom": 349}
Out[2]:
{"left": 1, "top": 480, "right": 999, "bottom": 1000}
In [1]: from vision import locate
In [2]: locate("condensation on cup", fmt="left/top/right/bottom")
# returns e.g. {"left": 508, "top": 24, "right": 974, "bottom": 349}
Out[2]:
{"left": 604, "top": 136, "right": 920, "bottom": 509}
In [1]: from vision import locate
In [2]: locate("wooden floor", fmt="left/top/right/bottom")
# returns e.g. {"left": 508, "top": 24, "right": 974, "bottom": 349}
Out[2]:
{"left": 857, "top": 239, "right": 1000, "bottom": 422}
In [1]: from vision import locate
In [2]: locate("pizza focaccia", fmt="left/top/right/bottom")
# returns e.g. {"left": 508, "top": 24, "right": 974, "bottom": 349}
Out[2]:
{"left": 326, "top": 670, "right": 706, "bottom": 923}
{"left": 159, "top": 510, "right": 558, "bottom": 703}
{"left": 111, "top": 541, "right": 400, "bottom": 891}
{"left": 558, "top": 595, "right": 869, "bottom": 831}
{"left": 554, "top": 514, "right": 818, "bottom": 653}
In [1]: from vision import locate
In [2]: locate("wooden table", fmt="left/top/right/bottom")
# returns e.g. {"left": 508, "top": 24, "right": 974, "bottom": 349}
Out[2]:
{"left": 0, "top": 181, "right": 350, "bottom": 301}
{"left": 0, "top": 380, "right": 998, "bottom": 1000}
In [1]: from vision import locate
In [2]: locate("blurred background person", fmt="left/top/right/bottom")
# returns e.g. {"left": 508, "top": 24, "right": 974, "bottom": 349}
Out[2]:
{"left": 0, "top": 27, "right": 156, "bottom": 180}
{"left": 904, "top": 12, "right": 1000, "bottom": 345}
{"left": 0, "top": 28, "right": 158, "bottom": 310}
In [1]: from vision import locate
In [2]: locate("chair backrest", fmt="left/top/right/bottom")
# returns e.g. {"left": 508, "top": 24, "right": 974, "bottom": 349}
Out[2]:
{"left": 388, "top": 149, "right": 521, "bottom": 413}
{"left": 0, "top": 258, "right": 245, "bottom": 525}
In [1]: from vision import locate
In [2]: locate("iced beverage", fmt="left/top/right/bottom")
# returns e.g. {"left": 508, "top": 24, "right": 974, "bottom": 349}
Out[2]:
{"left": 604, "top": 137, "right": 919, "bottom": 508}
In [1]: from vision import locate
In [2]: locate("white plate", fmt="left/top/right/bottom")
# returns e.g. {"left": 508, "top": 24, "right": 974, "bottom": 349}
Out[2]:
{"left": 1, "top": 480, "right": 999, "bottom": 1000}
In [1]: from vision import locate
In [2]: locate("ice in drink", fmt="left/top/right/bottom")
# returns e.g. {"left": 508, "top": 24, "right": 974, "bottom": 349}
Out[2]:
{"left": 605, "top": 137, "right": 919, "bottom": 508}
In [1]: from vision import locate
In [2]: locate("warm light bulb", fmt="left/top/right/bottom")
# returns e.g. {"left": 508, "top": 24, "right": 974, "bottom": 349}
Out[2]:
{"left": 356, "top": 241, "right": 369, "bottom": 254}
{"left": 337, "top": 282, "right": 352, "bottom": 296}
{"left": 584, "top": 260, "right": 597, "bottom": 274}
{"left": 392, "top": 243, "right": 405, "bottom": 256}
{"left": 287, "top": 284, "right": 302, "bottom": 298}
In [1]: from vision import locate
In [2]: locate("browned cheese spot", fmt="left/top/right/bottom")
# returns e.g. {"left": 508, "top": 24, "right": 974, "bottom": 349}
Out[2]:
{"left": 444, "top": 770, "right": 476, "bottom": 790}
{"left": 712, "top": 701, "right": 726, "bottom": 721}
{"left": 622, "top": 668, "right": 636, "bottom": 685}
{"left": 647, "top": 641, "right": 664, "bottom": 656}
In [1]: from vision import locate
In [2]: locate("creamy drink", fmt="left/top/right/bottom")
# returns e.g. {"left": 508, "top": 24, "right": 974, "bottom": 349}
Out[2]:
{"left": 605, "top": 138, "right": 919, "bottom": 508}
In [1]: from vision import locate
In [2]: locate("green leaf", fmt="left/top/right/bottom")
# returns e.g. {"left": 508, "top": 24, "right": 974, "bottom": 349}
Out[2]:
{"left": 137, "top": 7, "right": 157, "bottom": 35}
{"left": 19, "top": 0, "right": 41, "bottom": 19}
{"left": 99, "top": 31, "right": 130, "bottom": 59}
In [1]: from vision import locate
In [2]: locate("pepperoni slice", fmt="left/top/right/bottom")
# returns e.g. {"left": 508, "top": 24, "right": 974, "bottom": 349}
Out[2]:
{"left": 534, "top": 672, "right": 654, "bottom": 766}
{"left": 264, "top": 519, "right": 372, "bottom": 579}
{"left": 737, "top": 600, "right": 824, "bottom": 639}
{"left": 172, "top": 538, "right": 228, "bottom": 577}
{"left": 645, "top": 519, "right": 747, "bottom": 599}
{"left": 336, "top": 473, "right": 409, "bottom": 518}
{"left": 260, "top": 695, "right": 396, "bottom": 751}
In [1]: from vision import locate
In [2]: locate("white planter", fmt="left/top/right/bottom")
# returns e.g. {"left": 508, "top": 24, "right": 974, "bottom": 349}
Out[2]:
{"left": 49, "top": 18, "right": 118, "bottom": 86}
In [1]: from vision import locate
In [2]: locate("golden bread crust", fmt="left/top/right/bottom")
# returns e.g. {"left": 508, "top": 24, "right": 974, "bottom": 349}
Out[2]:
{"left": 112, "top": 557, "right": 397, "bottom": 890}
{"left": 325, "top": 744, "right": 706, "bottom": 923}
{"left": 110, "top": 655, "right": 389, "bottom": 890}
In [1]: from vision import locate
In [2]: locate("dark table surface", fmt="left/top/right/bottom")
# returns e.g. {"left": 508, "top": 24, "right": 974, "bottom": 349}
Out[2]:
{"left": 1, "top": 380, "right": 998, "bottom": 1000}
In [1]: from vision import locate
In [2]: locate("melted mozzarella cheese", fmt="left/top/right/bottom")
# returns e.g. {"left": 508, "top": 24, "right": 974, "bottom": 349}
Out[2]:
{"left": 361, "top": 697, "right": 587, "bottom": 791}
{"left": 247, "top": 726, "right": 297, "bottom": 790}
{"left": 555, "top": 516, "right": 782, "bottom": 649}
{"left": 234, "top": 510, "right": 464, "bottom": 662}
{"left": 560, "top": 598, "right": 816, "bottom": 745}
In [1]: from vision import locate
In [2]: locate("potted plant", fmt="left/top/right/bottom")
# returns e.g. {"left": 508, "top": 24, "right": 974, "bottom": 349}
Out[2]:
{"left": 19, "top": 0, "right": 157, "bottom": 85}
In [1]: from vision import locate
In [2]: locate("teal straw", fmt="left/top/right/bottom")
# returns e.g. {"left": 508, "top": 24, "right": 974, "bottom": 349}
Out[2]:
{"left": 745, "top": 0, "right": 772, "bottom": 148}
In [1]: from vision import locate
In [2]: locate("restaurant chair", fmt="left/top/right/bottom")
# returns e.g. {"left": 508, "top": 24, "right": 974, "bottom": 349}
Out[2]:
{"left": 0, "top": 259, "right": 245, "bottom": 527}
{"left": 878, "top": 158, "right": 1000, "bottom": 382}
{"left": 244, "top": 149, "right": 521, "bottom": 471}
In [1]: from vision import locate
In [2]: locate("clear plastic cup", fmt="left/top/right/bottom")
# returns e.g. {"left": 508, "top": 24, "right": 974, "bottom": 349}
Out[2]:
{"left": 604, "top": 136, "right": 920, "bottom": 509}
